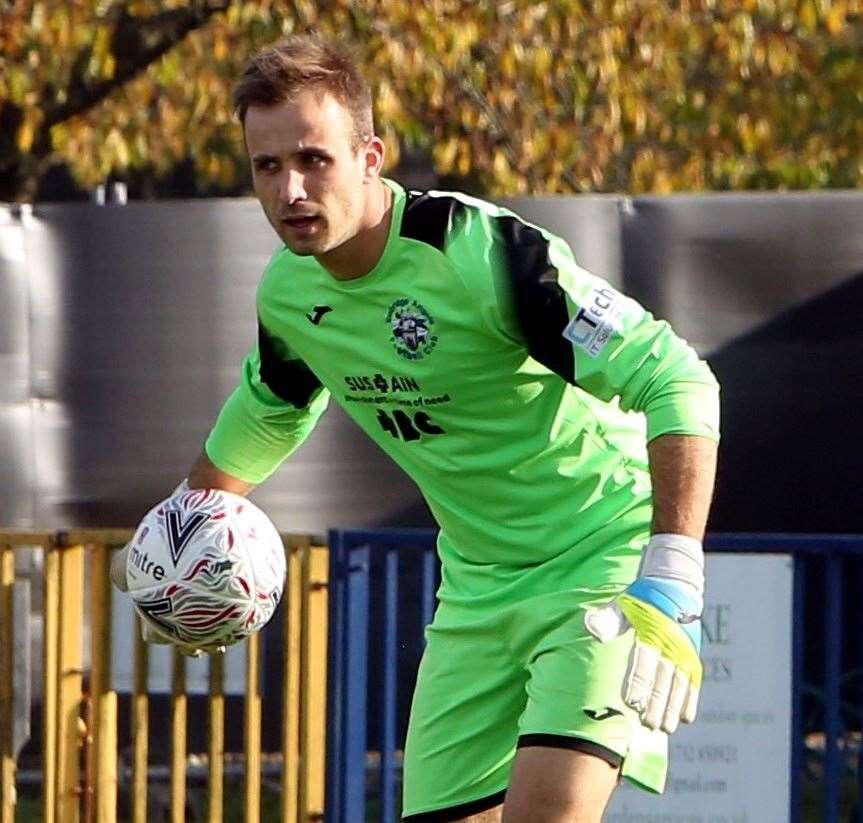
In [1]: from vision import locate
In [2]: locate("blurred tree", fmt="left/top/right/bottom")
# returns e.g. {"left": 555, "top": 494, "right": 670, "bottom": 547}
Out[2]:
{"left": 0, "top": 0, "right": 234, "bottom": 199}
{"left": 1, "top": 0, "right": 861, "bottom": 201}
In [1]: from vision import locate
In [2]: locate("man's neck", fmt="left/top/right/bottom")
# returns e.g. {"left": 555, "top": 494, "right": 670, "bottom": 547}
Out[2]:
{"left": 317, "top": 180, "right": 393, "bottom": 281}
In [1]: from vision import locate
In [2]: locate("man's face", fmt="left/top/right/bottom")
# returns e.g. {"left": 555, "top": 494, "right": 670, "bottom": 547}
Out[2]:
{"left": 244, "top": 91, "right": 371, "bottom": 256}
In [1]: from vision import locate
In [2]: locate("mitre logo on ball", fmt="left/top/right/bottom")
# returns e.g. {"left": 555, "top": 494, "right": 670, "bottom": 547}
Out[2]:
{"left": 127, "top": 542, "right": 166, "bottom": 581}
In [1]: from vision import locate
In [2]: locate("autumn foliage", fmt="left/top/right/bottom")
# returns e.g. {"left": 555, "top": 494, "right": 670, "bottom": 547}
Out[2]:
{"left": 1, "top": 0, "right": 861, "bottom": 200}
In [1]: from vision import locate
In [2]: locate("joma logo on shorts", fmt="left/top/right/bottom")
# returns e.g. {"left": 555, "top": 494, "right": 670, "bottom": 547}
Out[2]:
{"left": 583, "top": 707, "right": 623, "bottom": 721}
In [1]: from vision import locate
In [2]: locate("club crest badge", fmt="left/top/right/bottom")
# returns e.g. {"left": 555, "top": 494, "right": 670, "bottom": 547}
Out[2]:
{"left": 386, "top": 298, "right": 439, "bottom": 360}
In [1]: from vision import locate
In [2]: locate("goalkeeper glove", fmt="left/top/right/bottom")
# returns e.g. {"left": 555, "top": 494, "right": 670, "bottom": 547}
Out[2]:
{"left": 136, "top": 615, "right": 225, "bottom": 658}
{"left": 584, "top": 533, "right": 704, "bottom": 734}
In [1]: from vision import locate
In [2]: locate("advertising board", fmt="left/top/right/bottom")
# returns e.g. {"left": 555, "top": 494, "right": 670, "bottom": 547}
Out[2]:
{"left": 606, "top": 554, "right": 794, "bottom": 823}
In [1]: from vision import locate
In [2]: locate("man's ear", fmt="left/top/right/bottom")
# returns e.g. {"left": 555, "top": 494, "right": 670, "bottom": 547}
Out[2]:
{"left": 363, "top": 135, "right": 386, "bottom": 180}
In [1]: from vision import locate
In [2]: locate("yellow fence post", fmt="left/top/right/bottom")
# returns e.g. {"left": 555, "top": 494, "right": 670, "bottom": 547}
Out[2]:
{"left": 89, "top": 544, "right": 117, "bottom": 823}
{"left": 244, "top": 633, "right": 262, "bottom": 823}
{"left": 56, "top": 540, "right": 85, "bottom": 823}
{"left": 170, "top": 651, "right": 187, "bottom": 823}
{"left": 42, "top": 543, "right": 60, "bottom": 823}
{"left": 207, "top": 653, "right": 225, "bottom": 823}
{"left": 0, "top": 545, "right": 15, "bottom": 823}
{"left": 131, "top": 619, "right": 149, "bottom": 823}
{"left": 300, "top": 547, "right": 328, "bottom": 821}
{"left": 281, "top": 543, "right": 304, "bottom": 823}
{"left": 96, "top": 693, "right": 117, "bottom": 823}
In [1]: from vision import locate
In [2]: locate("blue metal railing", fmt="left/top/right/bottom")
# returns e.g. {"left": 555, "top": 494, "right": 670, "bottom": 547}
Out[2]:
{"left": 325, "top": 531, "right": 863, "bottom": 823}
{"left": 326, "top": 529, "right": 438, "bottom": 823}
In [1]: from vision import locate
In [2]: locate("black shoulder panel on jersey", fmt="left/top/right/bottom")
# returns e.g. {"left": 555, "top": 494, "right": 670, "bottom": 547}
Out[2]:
{"left": 258, "top": 322, "right": 322, "bottom": 408}
{"left": 495, "top": 216, "right": 575, "bottom": 384}
{"left": 401, "top": 190, "right": 467, "bottom": 251}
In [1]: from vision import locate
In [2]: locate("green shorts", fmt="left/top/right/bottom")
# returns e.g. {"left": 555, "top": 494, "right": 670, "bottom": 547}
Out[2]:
{"left": 401, "top": 520, "right": 668, "bottom": 818}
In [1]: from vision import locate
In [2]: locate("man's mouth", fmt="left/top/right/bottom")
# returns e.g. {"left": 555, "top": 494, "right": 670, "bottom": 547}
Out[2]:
{"left": 281, "top": 214, "right": 320, "bottom": 230}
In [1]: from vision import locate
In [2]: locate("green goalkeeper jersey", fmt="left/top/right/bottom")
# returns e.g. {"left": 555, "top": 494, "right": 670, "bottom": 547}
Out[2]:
{"left": 206, "top": 180, "right": 719, "bottom": 607}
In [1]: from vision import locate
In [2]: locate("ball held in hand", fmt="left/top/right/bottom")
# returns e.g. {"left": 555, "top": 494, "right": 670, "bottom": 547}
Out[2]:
{"left": 124, "top": 488, "right": 286, "bottom": 651}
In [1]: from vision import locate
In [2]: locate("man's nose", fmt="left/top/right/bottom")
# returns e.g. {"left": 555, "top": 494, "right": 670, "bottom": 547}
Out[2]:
{"left": 279, "top": 169, "right": 306, "bottom": 204}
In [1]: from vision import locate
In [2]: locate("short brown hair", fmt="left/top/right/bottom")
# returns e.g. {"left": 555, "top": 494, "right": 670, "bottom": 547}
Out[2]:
{"left": 233, "top": 35, "right": 374, "bottom": 150}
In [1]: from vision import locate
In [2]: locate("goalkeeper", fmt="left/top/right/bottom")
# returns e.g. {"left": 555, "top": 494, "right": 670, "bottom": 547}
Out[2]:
{"left": 116, "top": 35, "right": 719, "bottom": 823}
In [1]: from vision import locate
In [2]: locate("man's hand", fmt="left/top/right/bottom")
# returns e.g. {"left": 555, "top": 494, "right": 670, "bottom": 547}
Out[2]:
{"left": 584, "top": 534, "right": 704, "bottom": 734}
{"left": 110, "top": 544, "right": 130, "bottom": 592}
{"left": 138, "top": 618, "right": 225, "bottom": 658}
{"left": 109, "top": 478, "right": 190, "bottom": 594}
{"left": 111, "top": 478, "right": 224, "bottom": 657}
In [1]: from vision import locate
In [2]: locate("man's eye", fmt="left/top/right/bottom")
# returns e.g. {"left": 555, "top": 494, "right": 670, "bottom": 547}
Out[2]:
{"left": 304, "top": 154, "right": 327, "bottom": 168}
{"left": 255, "top": 160, "right": 278, "bottom": 173}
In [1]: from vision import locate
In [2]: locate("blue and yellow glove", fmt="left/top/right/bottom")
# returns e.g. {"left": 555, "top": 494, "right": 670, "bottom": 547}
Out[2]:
{"left": 584, "top": 534, "right": 704, "bottom": 734}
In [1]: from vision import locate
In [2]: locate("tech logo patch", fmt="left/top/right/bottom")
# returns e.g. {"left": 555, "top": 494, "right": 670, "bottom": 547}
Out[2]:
{"left": 386, "top": 298, "right": 439, "bottom": 360}
{"left": 563, "top": 285, "right": 628, "bottom": 358}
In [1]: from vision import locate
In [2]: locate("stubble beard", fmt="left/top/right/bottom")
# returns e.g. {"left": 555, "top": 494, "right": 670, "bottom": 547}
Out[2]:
{"left": 307, "top": 199, "right": 361, "bottom": 259}
{"left": 272, "top": 190, "right": 363, "bottom": 259}
{"left": 280, "top": 220, "right": 329, "bottom": 256}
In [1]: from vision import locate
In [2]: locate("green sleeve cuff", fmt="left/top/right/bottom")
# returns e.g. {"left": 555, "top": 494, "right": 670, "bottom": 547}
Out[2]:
{"left": 645, "top": 376, "right": 720, "bottom": 443}
{"left": 204, "top": 383, "right": 329, "bottom": 485}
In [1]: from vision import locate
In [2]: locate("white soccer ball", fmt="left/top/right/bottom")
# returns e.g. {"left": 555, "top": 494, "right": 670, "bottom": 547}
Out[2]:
{"left": 125, "top": 488, "right": 286, "bottom": 650}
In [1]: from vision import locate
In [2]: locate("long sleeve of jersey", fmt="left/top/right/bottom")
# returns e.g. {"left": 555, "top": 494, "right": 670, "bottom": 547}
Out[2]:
{"left": 204, "top": 320, "right": 330, "bottom": 485}
{"left": 451, "top": 208, "right": 721, "bottom": 444}
{"left": 540, "top": 230, "right": 719, "bottom": 443}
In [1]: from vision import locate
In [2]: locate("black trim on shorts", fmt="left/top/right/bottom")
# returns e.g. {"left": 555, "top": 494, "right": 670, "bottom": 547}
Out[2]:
{"left": 517, "top": 734, "right": 623, "bottom": 769}
{"left": 402, "top": 789, "right": 507, "bottom": 822}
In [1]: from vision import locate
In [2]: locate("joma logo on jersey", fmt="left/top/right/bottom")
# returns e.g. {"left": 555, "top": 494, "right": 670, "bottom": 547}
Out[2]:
{"left": 563, "top": 285, "right": 627, "bottom": 358}
{"left": 386, "top": 298, "right": 439, "bottom": 360}
{"left": 344, "top": 374, "right": 421, "bottom": 393}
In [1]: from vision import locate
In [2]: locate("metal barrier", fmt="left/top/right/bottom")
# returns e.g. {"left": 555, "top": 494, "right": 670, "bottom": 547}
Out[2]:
{"left": 326, "top": 530, "right": 437, "bottom": 823}
{"left": 0, "top": 529, "right": 329, "bottom": 823}
{"left": 706, "top": 534, "right": 863, "bottom": 823}
{"left": 4, "top": 530, "right": 860, "bottom": 820}
{"left": 325, "top": 529, "right": 863, "bottom": 823}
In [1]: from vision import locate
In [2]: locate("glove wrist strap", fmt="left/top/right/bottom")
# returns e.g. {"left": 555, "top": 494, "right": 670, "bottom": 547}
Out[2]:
{"left": 642, "top": 533, "right": 705, "bottom": 598}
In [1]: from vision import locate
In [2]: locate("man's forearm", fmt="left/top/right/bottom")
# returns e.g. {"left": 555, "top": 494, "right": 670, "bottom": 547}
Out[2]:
{"left": 187, "top": 449, "right": 257, "bottom": 496}
{"left": 647, "top": 434, "right": 718, "bottom": 540}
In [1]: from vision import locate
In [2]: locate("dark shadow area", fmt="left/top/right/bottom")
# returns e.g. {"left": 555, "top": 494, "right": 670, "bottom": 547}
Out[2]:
{"left": 706, "top": 272, "right": 863, "bottom": 754}
{"left": 707, "top": 270, "right": 863, "bottom": 534}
